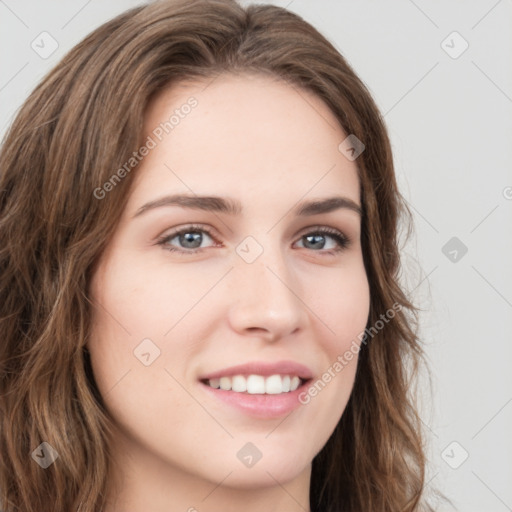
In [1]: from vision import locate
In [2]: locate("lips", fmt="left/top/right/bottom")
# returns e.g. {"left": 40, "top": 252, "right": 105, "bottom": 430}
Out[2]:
{"left": 197, "top": 360, "right": 314, "bottom": 418}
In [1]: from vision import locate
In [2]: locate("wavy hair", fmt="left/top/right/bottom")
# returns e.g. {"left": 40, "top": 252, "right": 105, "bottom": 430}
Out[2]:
{"left": 0, "top": 0, "right": 432, "bottom": 510}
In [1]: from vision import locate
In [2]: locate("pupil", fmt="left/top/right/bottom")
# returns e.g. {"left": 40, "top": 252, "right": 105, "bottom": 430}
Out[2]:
{"left": 304, "top": 234, "right": 325, "bottom": 249}
{"left": 180, "top": 232, "right": 202, "bottom": 248}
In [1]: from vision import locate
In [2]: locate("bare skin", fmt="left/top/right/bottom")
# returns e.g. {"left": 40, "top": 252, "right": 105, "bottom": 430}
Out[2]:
{"left": 87, "top": 72, "right": 370, "bottom": 512}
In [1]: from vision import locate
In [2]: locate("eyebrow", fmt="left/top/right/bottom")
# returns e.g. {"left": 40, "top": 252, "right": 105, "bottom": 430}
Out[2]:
{"left": 132, "top": 194, "right": 362, "bottom": 218}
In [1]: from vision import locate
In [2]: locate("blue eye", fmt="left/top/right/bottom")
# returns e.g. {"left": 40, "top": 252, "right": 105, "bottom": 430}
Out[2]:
{"left": 156, "top": 224, "right": 350, "bottom": 255}
{"left": 295, "top": 228, "right": 349, "bottom": 252}
{"left": 157, "top": 224, "right": 216, "bottom": 253}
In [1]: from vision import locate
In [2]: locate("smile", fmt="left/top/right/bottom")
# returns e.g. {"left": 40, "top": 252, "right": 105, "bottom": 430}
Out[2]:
{"left": 203, "top": 374, "right": 304, "bottom": 394}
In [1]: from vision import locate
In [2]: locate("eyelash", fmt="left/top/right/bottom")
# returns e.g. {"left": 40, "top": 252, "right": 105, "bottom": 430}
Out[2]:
{"left": 155, "top": 224, "right": 351, "bottom": 256}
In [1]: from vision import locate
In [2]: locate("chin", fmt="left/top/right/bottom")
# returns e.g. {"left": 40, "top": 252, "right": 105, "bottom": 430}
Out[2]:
{"left": 213, "top": 461, "right": 309, "bottom": 490}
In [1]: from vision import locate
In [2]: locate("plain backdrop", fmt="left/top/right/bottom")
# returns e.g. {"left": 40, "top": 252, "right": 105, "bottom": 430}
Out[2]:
{"left": 1, "top": 1, "right": 511, "bottom": 511}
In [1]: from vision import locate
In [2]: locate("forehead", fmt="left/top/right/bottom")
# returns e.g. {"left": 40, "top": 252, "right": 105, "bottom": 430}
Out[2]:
{"left": 128, "top": 73, "right": 360, "bottom": 213}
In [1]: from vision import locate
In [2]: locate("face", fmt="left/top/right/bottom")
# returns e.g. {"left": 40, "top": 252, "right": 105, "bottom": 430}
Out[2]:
{"left": 88, "top": 73, "right": 370, "bottom": 495}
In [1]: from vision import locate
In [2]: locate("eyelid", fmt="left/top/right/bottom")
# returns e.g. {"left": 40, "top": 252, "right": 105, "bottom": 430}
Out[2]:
{"left": 155, "top": 223, "right": 219, "bottom": 251}
{"left": 156, "top": 223, "right": 351, "bottom": 255}
{"left": 295, "top": 224, "right": 351, "bottom": 252}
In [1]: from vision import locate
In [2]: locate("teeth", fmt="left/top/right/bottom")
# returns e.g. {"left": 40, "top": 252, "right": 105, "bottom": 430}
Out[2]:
{"left": 219, "top": 377, "right": 231, "bottom": 391}
{"left": 232, "top": 375, "right": 247, "bottom": 392}
{"left": 247, "top": 375, "right": 265, "bottom": 394}
{"left": 265, "top": 374, "right": 282, "bottom": 394}
{"left": 209, "top": 378, "right": 220, "bottom": 389}
{"left": 205, "top": 374, "right": 304, "bottom": 394}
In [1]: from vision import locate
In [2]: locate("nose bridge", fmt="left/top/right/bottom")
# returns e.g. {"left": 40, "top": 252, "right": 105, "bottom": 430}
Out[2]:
{"left": 228, "top": 235, "right": 306, "bottom": 339}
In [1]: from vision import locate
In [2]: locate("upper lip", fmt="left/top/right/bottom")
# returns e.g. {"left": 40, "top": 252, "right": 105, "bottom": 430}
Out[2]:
{"left": 199, "top": 360, "right": 314, "bottom": 381}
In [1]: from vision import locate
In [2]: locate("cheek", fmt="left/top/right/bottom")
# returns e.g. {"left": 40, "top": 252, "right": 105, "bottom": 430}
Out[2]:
{"left": 89, "top": 250, "right": 207, "bottom": 340}
{"left": 296, "top": 260, "right": 369, "bottom": 429}
{"left": 308, "top": 258, "right": 370, "bottom": 349}
{"left": 86, "top": 249, "right": 222, "bottom": 397}
{"left": 86, "top": 256, "right": 199, "bottom": 443}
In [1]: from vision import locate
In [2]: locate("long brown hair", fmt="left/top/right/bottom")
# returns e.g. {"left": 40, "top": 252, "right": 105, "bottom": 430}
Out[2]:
{"left": 0, "top": 1, "right": 432, "bottom": 510}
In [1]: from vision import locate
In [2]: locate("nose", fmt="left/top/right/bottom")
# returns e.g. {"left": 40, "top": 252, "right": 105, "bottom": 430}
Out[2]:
{"left": 227, "top": 245, "right": 307, "bottom": 342}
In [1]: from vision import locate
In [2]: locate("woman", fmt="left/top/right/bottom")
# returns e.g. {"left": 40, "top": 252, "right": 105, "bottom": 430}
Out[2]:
{"left": 0, "top": 0, "right": 432, "bottom": 510}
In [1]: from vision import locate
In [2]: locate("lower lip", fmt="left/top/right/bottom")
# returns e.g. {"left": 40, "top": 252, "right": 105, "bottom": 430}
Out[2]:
{"left": 199, "top": 381, "right": 310, "bottom": 419}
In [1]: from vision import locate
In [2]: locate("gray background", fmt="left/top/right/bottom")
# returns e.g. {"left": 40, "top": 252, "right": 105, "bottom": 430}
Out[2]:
{"left": 1, "top": 1, "right": 511, "bottom": 510}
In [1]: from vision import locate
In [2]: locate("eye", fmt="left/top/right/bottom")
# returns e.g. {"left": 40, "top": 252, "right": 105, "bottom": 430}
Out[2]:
{"left": 156, "top": 224, "right": 350, "bottom": 255}
{"left": 294, "top": 227, "right": 350, "bottom": 254}
{"left": 156, "top": 224, "right": 218, "bottom": 255}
